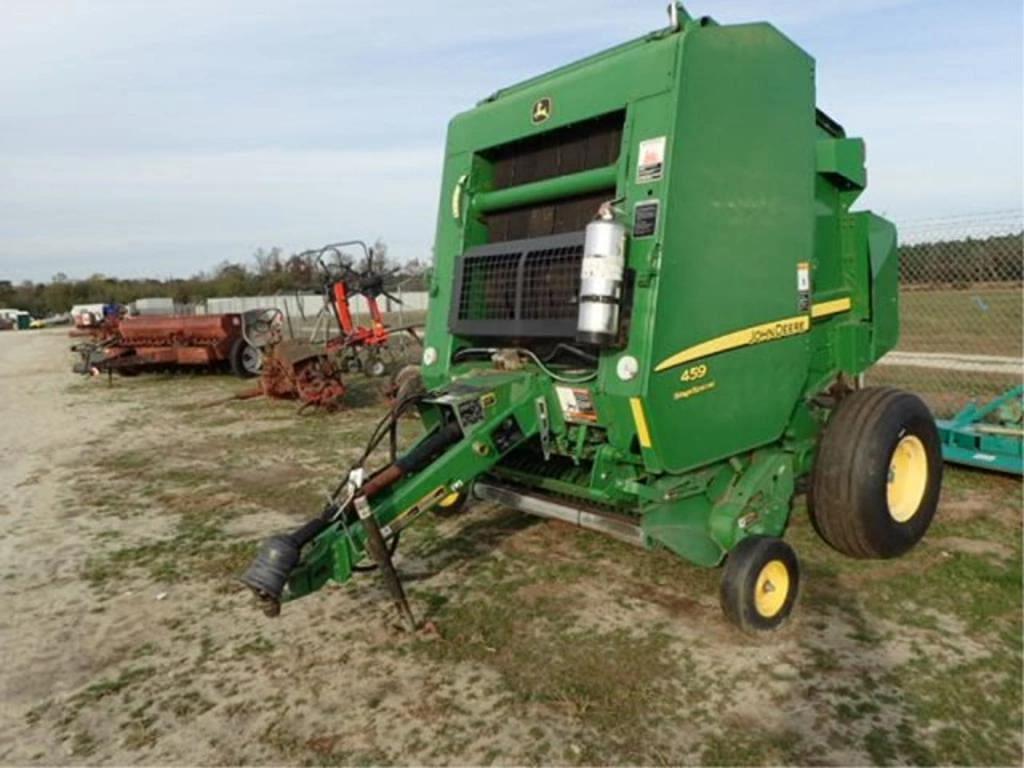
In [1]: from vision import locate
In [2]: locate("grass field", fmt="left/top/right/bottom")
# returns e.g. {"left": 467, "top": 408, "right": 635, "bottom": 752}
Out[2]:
{"left": 867, "top": 365, "right": 1020, "bottom": 418}
{"left": 897, "top": 287, "right": 1021, "bottom": 358}
{"left": 869, "top": 286, "right": 1022, "bottom": 415}
{"left": 8, "top": 368, "right": 1019, "bottom": 766}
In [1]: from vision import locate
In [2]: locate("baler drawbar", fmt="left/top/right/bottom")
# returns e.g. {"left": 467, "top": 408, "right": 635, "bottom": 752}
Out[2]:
{"left": 241, "top": 3, "right": 942, "bottom": 632}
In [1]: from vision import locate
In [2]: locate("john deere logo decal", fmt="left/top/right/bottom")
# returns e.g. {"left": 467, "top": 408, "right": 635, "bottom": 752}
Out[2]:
{"left": 532, "top": 97, "right": 552, "bottom": 124}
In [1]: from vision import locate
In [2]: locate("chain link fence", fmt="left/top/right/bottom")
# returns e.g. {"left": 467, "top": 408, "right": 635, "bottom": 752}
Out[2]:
{"left": 868, "top": 211, "right": 1023, "bottom": 416}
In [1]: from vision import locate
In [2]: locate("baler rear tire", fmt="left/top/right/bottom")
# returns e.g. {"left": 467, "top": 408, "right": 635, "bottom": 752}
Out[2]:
{"left": 809, "top": 387, "right": 941, "bottom": 559}
{"left": 720, "top": 536, "right": 800, "bottom": 633}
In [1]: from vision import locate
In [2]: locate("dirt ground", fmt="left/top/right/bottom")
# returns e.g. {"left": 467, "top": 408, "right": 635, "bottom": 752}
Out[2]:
{"left": 1, "top": 329, "right": 1021, "bottom": 766}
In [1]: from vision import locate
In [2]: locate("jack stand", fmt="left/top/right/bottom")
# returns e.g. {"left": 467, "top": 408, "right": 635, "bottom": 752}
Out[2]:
{"left": 356, "top": 496, "right": 416, "bottom": 631}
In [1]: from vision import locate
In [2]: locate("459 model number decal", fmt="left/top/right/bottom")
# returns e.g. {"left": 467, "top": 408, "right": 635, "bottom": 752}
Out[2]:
{"left": 679, "top": 363, "right": 708, "bottom": 382}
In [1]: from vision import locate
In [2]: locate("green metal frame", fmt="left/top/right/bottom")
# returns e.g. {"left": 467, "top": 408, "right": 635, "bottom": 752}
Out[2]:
{"left": 285, "top": 372, "right": 547, "bottom": 601}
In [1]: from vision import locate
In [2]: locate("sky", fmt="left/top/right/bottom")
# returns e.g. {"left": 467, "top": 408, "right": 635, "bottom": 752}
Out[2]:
{"left": 0, "top": 0, "right": 1020, "bottom": 283}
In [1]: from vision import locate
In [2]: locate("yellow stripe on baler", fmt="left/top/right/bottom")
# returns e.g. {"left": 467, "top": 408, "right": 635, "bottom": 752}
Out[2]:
{"left": 630, "top": 397, "right": 653, "bottom": 449}
{"left": 653, "top": 298, "right": 853, "bottom": 373}
{"left": 810, "top": 297, "right": 852, "bottom": 318}
{"left": 654, "top": 315, "right": 810, "bottom": 372}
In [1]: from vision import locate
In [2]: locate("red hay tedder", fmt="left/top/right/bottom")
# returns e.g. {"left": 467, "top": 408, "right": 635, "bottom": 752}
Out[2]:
{"left": 253, "top": 240, "right": 422, "bottom": 411}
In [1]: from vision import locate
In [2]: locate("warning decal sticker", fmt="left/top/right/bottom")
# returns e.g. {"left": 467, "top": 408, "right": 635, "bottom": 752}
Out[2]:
{"left": 797, "top": 261, "right": 811, "bottom": 312}
{"left": 555, "top": 386, "right": 598, "bottom": 423}
{"left": 636, "top": 136, "right": 666, "bottom": 183}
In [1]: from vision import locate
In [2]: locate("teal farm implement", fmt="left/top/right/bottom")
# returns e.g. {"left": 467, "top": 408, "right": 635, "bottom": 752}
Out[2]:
{"left": 937, "top": 385, "right": 1023, "bottom": 475}
{"left": 241, "top": 4, "right": 942, "bottom": 632}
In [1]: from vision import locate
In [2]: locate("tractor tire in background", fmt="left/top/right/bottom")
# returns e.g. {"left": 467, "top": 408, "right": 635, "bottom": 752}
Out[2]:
{"left": 809, "top": 386, "right": 942, "bottom": 559}
{"left": 229, "top": 337, "right": 262, "bottom": 378}
{"left": 720, "top": 535, "right": 800, "bottom": 632}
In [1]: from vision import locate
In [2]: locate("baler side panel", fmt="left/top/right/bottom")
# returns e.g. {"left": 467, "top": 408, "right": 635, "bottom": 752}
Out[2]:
{"left": 867, "top": 213, "right": 900, "bottom": 358}
{"left": 645, "top": 23, "right": 817, "bottom": 473}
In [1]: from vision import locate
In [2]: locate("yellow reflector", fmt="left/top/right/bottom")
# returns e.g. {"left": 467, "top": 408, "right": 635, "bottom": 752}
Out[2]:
{"left": 630, "top": 397, "right": 652, "bottom": 448}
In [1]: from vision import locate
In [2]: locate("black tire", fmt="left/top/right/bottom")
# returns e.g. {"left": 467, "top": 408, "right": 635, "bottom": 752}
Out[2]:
{"left": 720, "top": 536, "right": 800, "bottom": 632}
{"left": 809, "top": 386, "right": 941, "bottom": 559}
{"left": 229, "top": 337, "right": 261, "bottom": 378}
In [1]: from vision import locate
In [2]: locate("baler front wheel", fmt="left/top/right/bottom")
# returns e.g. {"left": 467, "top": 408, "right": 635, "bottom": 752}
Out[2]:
{"left": 432, "top": 488, "right": 471, "bottom": 517}
{"left": 809, "top": 387, "right": 941, "bottom": 559}
{"left": 720, "top": 536, "right": 800, "bottom": 632}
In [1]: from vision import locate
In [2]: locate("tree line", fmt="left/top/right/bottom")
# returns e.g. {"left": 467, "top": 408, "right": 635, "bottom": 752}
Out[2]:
{"left": 0, "top": 242, "right": 431, "bottom": 317}
{"left": 900, "top": 231, "right": 1022, "bottom": 286}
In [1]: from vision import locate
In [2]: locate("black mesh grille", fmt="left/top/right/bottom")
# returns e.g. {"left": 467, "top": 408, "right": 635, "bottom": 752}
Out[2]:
{"left": 456, "top": 251, "right": 519, "bottom": 321}
{"left": 450, "top": 232, "right": 584, "bottom": 338}
{"left": 521, "top": 244, "right": 581, "bottom": 320}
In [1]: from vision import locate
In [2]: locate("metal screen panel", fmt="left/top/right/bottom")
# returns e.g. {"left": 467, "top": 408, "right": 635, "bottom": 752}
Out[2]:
{"left": 450, "top": 231, "right": 585, "bottom": 338}
{"left": 520, "top": 242, "right": 582, "bottom": 321}
{"left": 456, "top": 251, "right": 520, "bottom": 322}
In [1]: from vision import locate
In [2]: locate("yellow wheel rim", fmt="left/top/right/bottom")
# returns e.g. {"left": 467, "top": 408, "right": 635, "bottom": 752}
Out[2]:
{"left": 754, "top": 559, "right": 790, "bottom": 618}
{"left": 887, "top": 435, "right": 928, "bottom": 523}
{"left": 438, "top": 492, "right": 462, "bottom": 508}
